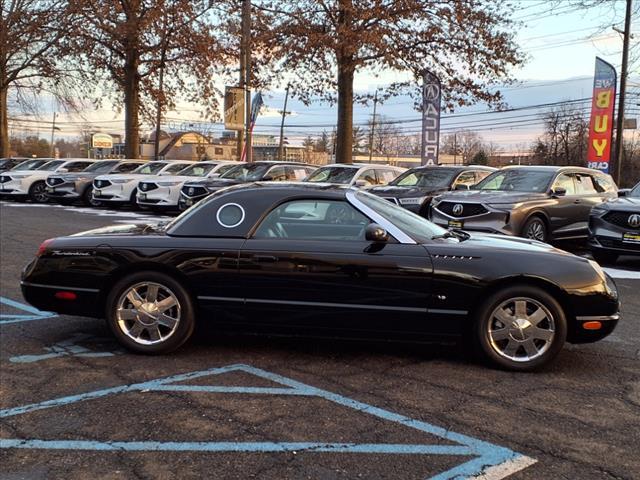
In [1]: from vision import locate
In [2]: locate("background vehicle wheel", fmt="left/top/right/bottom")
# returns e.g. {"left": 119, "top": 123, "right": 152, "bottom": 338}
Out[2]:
{"left": 473, "top": 285, "right": 567, "bottom": 371}
{"left": 28, "top": 181, "right": 49, "bottom": 203}
{"left": 84, "top": 185, "right": 102, "bottom": 207}
{"left": 592, "top": 250, "right": 618, "bottom": 265}
{"left": 129, "top": 188, "right": 139, "bottom": 209}
{"left": 521, "top": 216, "right": 548, "bottom": 242}
{"left": 105, "top": 271, "right": 195, "bottom": 354}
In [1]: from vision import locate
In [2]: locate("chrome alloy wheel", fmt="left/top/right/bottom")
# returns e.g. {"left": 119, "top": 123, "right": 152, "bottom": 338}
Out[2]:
{"left": 116, "top": 282, "right": 181, "bottom": 345}
{"left": 524, "top": 221, "right": 545, "bottom": 241}
{"left": 487, "top": 297, "right": 555, "bottom": 362}
{"left": 31, "top": 182, "right": 48, "bottom": 203}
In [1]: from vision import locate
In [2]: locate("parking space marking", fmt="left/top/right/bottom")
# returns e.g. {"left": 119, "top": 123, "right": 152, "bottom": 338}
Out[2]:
{"left": 0, "top": 363, "right": 536, "bottom": 479}
{"left": 9, "top": 333, "right": 121, "bottom": 363}
{"left": 602, "top": 267, "right": 640, "bottom": 280}
{"left": 0, "top": 297, "right": 57, "bottom": 324}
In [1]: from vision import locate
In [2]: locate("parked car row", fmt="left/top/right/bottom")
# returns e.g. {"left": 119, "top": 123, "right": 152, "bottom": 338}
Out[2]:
{"left": 2, "top": 157, "right": 638, "bottom": 263}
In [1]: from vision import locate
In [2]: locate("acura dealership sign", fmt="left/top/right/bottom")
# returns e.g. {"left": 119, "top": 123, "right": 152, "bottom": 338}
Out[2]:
{"left": 420, "top": 70, "right": 442, "bottom": 166}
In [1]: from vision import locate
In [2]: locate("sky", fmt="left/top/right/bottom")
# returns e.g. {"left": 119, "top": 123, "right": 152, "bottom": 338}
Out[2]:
{"left": 9, "top": 0, "right": 640, "bottom": 152}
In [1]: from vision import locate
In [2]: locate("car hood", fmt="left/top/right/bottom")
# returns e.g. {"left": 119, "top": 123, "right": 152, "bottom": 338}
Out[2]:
{"left": 2, "top": 170, "right": 50, "bottom": 178}
{"left": 49, "top": 172, "right": 99, "bottom": 181}
{"left": 601, "top": 196, "right": 640, "bottom": 212}
{"left": 95, "top": 174, "right": 155, "bottom": 182}
{"left": 449, "top": 231, "right": 571, "bottom": 255}
{"left": 368, "top": 185, "right": 448, "bottom": 198}
{"left": 141, "top": 175, "right": 195, "bottom": 184}
{"left": 435, "top": 190, "right": 547, "bottom": 204}
{"left": 185, "top": 178, "right": 240, "bottom": 189}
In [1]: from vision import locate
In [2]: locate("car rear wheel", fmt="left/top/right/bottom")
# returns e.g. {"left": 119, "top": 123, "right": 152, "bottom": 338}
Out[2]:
{"left": 106, "top": 271, "right": 195, "bottom": 354}
{"left": 28, "top": 181, "right": 49, "bottom": 203}
{"left": 521, "top": 216, "right": 548, "bottom": 242}
{"left": 473, "top": 285, "right": 567, "bottom": 371}
{"left": 592, "top": 250, "right": 618, "bottom": 265}
{"left": 84, "top": 186, "right": 102, "bottom": 207}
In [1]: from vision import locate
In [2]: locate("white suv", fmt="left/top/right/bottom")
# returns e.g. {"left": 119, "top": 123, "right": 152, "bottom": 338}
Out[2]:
{"left": 0, "top": 159, "right": 95, "bottom": 203}
{"left": 92, "top": 160, "right": 194, "bottom": 207}
{"left": 304, "top": 163, "right": 406, "bottom": 187}
{"left": 137, "top": 161, "right": 239, "bottom": 211}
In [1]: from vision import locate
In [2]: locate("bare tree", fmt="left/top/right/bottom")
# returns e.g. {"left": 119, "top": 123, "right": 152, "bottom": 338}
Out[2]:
{"left": 254, "top": 0, "right": 523, "bottom": 163}
{"left": 441, "top": 130, "right": 484, "bottom": 163}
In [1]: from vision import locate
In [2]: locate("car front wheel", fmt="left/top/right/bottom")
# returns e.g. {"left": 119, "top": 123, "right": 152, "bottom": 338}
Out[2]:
{"left": 84, "top": 185, "right": 102, "bottom": 207}
{"left": 29, "top": 181, "right": 49, "bottom": 203}
{"left": 521, "top": 216, "right": 548, "bottom": 242}
{"left": 473, "top": 286, "right": 567, "bottom": 371}
{"left": 106, "top": 271, "right": 195, "bottom": 354}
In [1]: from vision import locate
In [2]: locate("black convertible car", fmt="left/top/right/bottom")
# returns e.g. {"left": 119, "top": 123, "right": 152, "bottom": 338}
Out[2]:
{"left": 22, "top": 183, "right": 619, "bottom": 371}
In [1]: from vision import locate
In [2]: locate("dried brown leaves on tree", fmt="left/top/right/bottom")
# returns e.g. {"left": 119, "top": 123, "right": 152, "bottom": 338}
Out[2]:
{"left": 66, "top": 0, "right": 230, "bottom": 158}
{"left": 253, "top": 0, "right": 524, "bottom": 163}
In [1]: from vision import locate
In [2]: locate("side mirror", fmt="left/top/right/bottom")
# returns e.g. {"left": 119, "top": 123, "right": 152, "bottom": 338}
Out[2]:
{"left": 262, "top": 175, "right": 273, "bottom": 181}
{"left": 209, "top": 173, "right": 221, "bottom": 178}
{"left": 454, "top": 183, "right": 470, "bottom": 190}
{"left": 355, "top": 179, "right": 367, "bottom": 187}
{"left": 365, "top": 223, "right": 389, "bottom": 242}
{"left": 551, "top": 186, "right": 566, "bottom": 197}
{"left": 618, "top": 189, "right": 629, "bottom": 197}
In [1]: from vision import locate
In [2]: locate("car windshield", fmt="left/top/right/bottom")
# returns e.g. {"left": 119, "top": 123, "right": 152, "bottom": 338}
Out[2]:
{"left": 391, "top": 169, "right": 457, "bottom": 188}
{"left": 134, "top": 162, "right": 166, "bottom": 174}
{"left": 630, "top": 183, "right": 640, "bottom": 197}
{"left": 474, "top": 169, "right": 554, "bottom": 193}
{"left": 11, "top": 159, "right": 44, "bottom": 171}
{"left": 82, "top": 161, "right": 119, "bottom": 173}
{"left": 179, "top": 163, "right": 217, "bottom": 177}
{"left": 37, "top": 160, "right": 65, "bottom": 171}
{"left": 220, "top": 163, "right": 270, "bottom": 181}
{"left": 164, "top": 163, "right": 190, "bottom": 174}
{"left": 305, "top": 166, "right": 358, "bottom": 184}
{"left": 354, "top": 190, "right": 449, "bottom": 243}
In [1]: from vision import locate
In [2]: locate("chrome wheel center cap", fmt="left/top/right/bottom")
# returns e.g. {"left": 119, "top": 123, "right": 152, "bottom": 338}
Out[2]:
{"left": 509, "top": 318, "right": 532, "bottom": 341}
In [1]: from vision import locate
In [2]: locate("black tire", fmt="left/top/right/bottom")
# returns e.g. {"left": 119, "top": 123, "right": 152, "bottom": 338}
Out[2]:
{"left": 28, "top": 181, "right": 49, "bottom": 203}
{"left": 521, "top": 216, "right": 548, "bottom": 243}
{"left": 83, "top": 185, "right": 102, "bottom": 207}
{"left": 592, "top": 250, "right": 618, "bottom": 265}
{"left": 473, "top": 285, "right": 567, "bottom": 371}
{"left": 105, "top": 271, "right": 196, "bottom": 354}
{"left": 129, "top": 188, "right": 139, "bottom": 209}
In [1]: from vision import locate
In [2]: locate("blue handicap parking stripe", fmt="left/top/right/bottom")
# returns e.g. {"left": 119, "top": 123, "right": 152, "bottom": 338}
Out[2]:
{"left": 0, "top": 297, "right": 57, "bottom": 325}
{"left": 0, "top": 364, "right": 536, "bottom": 478}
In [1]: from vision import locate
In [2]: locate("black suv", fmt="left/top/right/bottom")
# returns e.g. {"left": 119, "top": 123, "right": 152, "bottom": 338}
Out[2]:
{"left": 429, "top": 166, "right": 618, "bottom": 243}
{"left": 179, "top": 161, "right": 317, "bottom": 210}
{"left": 589, "top": 181, "right": 640, "bottom": 263}
{"left": 368, "top": 165, "right": 495, "bottom": 217}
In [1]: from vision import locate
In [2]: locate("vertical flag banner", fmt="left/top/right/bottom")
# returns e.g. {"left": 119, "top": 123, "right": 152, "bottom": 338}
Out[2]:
{"left": 241, "top": 92, "right": 264, "bottom": 161}
{"left": 224, "top": 86, "right": 245, "bottom": 131}
{"left": 587, "top": 57, "right": 617, "bottom": 173}
{"left": 421, "top": 70, "right": 442, "bottom": 166}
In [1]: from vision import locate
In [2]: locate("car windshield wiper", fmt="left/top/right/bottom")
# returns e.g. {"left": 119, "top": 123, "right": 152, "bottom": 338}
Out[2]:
{"left": 431, "top": 229, "right": 470, "bottom": 241}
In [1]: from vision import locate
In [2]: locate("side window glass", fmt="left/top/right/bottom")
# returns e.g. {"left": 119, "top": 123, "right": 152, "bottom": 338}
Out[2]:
{"left": 65, "top": 162, "right": 91, "bottom": 172}
{"left": 266, "top": 166, "right": 287, "bottom": 181}
{"left": 379, "top": 170, "right": 397, "bottom": 184}
{"left": 290, "top": 167, "right": 309, "bottom": 181}
{"left": 358, "top": 169, "right": 377, "bottom": 186}
{"left": 253, "top": 200, "right": 369, "bottom": 241}
{"left": 593, "top": 174, "right": 616, "bottom": 193}
{"left": 575, "top": 174, "right": 598, "bottom": 195}
{"left": 552, "top": 173, "right": 576, "bottom": 195}
{"left": 116, "top": 163, "right": 140, "bottom": 173}
{"left": 454, "top": 172, "right": 476, "bottom": 188}
{"left": 474, "top": 171, "right": 491, "bottom": 183}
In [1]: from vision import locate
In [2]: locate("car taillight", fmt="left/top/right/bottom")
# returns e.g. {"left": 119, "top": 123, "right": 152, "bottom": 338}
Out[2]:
{"left": 37, "top": 238, "right": 55, "bottom": 256}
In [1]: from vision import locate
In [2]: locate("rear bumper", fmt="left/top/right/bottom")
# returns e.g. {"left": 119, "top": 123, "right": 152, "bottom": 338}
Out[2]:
{"left": 21, "top": 281, "right": 102, "bottom": 318}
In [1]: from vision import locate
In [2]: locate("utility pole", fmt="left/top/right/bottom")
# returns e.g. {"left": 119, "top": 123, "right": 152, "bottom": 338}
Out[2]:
{"left": 368, "top": 90, "right": 378, "bottom": 163}
{"left": 242, "top": 0, "right": 252, "bottom": 163}
{"left": 453, "top": 133, "right": 457, "bottom": 165}
{"left": 278, "top": 84, "right": 290, "bottom": 161}
{"left": 613, "top": 0, "right": 632, "bottom": 185}
{"left": 49, "top": 112, "right": 57, "bottom": 158}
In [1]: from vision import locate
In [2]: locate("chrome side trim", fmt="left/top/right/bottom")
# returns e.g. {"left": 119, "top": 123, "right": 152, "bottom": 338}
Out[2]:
{"left": 20, "top": 281, "right": 100, "bottom": 293}
{"left": 345, "top": 190, "right": 417, "bottom": 244}
{"left": 198, "top": 295, "right": 469, "bottom": 316}
{"left": 575, "top": 314, "right": 620, "bottom": 321}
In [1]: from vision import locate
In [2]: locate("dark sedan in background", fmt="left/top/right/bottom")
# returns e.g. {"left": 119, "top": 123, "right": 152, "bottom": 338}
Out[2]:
{"left": 589, "top": 181, "right": 640, "bottom": 264}
{"left": 429, "top": 166, "right": 618, "bottom": 242}
{"left": 178, "top": 161, "right": 316, "bottom": 210}
{"left": 22, "top": 183, "right": 619, "bottom": 371}
{"left": 368, "top": 165, "right": 495, "bottom": 217}
{"left": 0, "top": 157, "right": 30, "bottom": 172}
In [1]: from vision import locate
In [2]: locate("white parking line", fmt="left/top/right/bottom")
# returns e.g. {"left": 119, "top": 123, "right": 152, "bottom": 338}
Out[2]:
{"left": 469, "top": 455, "right": 537, "bottom": 480}
{"left": 602, "top": 268, "right": 640, "bottom": 280}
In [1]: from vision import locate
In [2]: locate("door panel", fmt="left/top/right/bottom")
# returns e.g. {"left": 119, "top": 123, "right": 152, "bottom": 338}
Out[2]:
{"left": 547, "top": 173, "right": 584, "bottom": 236}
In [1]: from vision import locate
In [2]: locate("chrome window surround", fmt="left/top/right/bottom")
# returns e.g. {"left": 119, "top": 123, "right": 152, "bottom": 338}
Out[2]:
{"left": 346, "top": 190, "right": 417, "bottom": 244}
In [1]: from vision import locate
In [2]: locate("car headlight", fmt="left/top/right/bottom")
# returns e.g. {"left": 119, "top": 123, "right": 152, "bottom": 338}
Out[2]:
{"left": 157, "top": 181, "right": 181, "bottom": 187}
{"left": 431, "top": 196, "right": 442, "bottom": 207}
{"left": 399, "top": 196, "right": 427, "bottom": 206}
{"left": 487, "top": 202, "right": 522, "bottom": 210}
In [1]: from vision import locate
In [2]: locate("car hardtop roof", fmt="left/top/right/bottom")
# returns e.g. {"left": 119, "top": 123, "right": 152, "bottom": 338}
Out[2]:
{"left": 216, "top": 180, "right": 352, "bottom": 196}
{"left": 242, "top": 160, "right": 316, "bottom": 167}
{"left": 409, "top": 164, "right": 496, "bottom": 171}
{"left": 500, "top": 165, "right": 606, "bottom": 174}
{"left": 320, "top": 163, "right": 401, "bottom": 169}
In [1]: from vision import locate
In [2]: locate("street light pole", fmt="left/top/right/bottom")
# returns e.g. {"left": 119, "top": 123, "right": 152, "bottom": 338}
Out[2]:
{"left": 50, "top": 112, "right": 57, "bottom": 158}
{"left": 242, "top": 0, "right": 252, "bottom": 163}
{"left": 613, "top": 0, "right": 632, "bottom": 185}
{"left": 278, "top": 84, "right": 290, "bottom": 161}
{"left": 368, "top": 90, "right": 378, "bottom": 163}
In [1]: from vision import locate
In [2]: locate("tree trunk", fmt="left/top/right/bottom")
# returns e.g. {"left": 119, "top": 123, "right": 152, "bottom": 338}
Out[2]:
{"left": 335, "top": 63, "right": 354, "bottom": 164}
{"left": 0, "top": 86, "right": 9, "bottom": 157}
{"left": 124, "top": 50, "right": 140, "bottom": 159}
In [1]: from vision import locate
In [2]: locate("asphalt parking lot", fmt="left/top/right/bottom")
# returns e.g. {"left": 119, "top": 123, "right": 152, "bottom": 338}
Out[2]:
{"left": 1, "top": 200, "right": 639, "bottom": 479}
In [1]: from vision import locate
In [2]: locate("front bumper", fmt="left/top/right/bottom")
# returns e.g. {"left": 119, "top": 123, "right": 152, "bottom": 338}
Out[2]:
{"left": 138, "top": 186, "right": 181, "bottom": 207}
{"left": 588, "top": 215, "right": 640, "bottom": 256}
{"left": 46, "top": 181, "right": 83, "bottom": 200}
{"left": 178, "top": 191, "right": 209, "bottom": 210}
{"left": 93, "top": 183, "right": 135, "bottom": 203}
{"left": 0, "top": 179, "right": 29, "bottom": 195}
{"left": 430, "top": 204, "right": 516, "bottom": 235}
